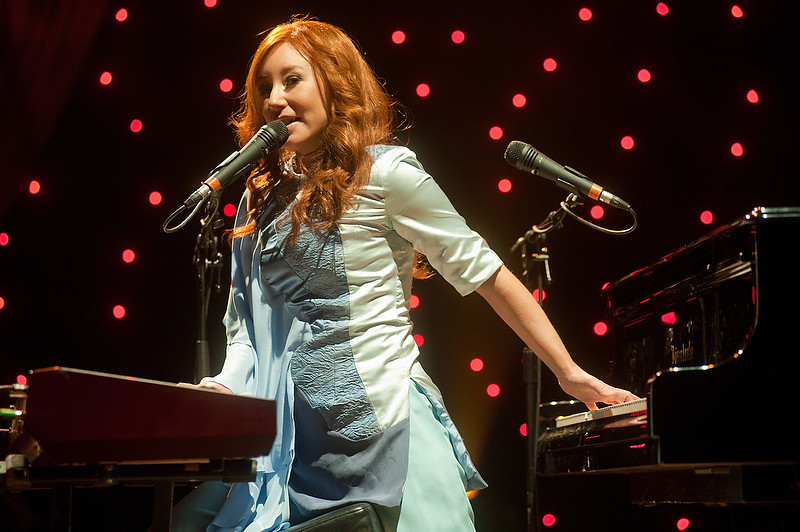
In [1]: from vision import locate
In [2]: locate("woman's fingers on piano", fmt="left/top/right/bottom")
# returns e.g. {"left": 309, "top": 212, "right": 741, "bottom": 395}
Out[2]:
{"left": 622, "top": 391, "right": 641, "bottom": 402}
{"left": 199, "top": 381, "right": 234, "bottom": 393}
{"left": 559, "top": 369, "right": 639, "bottom": 410}
{"left": 601, "top": 387, "right": 640, "bottom": 406}
{"left": 176, "top": 381, "right": 233, "bottom": 393}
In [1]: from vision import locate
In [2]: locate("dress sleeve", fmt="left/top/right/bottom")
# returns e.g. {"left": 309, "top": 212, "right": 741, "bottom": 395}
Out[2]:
{"left": 204, "top": 292, "right": 256, "bottom": 395}
{"left": 376, "top": 146, "right": 503, "bottom": 296}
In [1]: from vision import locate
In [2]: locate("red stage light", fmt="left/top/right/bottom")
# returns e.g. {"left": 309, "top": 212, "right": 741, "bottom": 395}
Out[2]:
{"left": 0, "top": 296, "right": 5, "bottom": 310}
{"left": 731, "top": 5, "right": 743, "bottom": 18}
{"left": 391, "top": 30, "right": 406, "bottom": 44}
{"left": 590, "top": 205, "right": 604, "bottom": 219}
{"left": 542, "top": 58, "right": 558, "bottom": 72}
{"left": 409, "top": 294, "right": 420, "bottom": 309}
{"left": 149, "top": 191, "right": 162, "bottom": 205}
{"left": 486, "top": 383, "right": 500, "bottom": 397}
{"left": 497, "top": 178, "right": 512, "bottom": 193}
{"left": 519, "top": 423, "right": 527, "bottom": 436}
{"left": 0, "top": 233, "right": 9, "bottom": 246}
{"left": 451, "top": 30, "right": 465, "bottom": 44}
{"left": 593, "top": 322, "right": 608, "bottom": 336}
{"left": 676, "top": 517, "right": 691, "bottom": 531}
{"left": 29, "top": 180, "right": 41, "bottom": 194}
{"left": 620, "top": 135, "right": 635, "bottom": 150}
{"left": 746, "top": 89, "right": 759, "bottom": 103}
{"left": 415, "top": 83, "right": 430, "bottom": 97}
{"left": 469, "top": 358, "right": 484, "bottom": 372}
{"left": 99, "top": 71, "right": 113, "bottom": 85}
{"left": 113, "top": 305, "right": 126, "bottom": 319}
{"left": 730, "top": 142, "right": 744, "bottom": 157}
{"left": 122, "top": 249, "right": 135, "bottom": 263}
{"left": 130, "top": 119, "right": 143, "bottom": 133}
{"left": 219, "top": 78, "right": 233, "bottom": 93}
{"left": 532, "top": 288, "right": 546, "bottom": 302}
{"left": 542, "top": 513, "right": 557, "bottom": 527}
{"left": 204, "top": 0, "right": 217, "bottom": 7}
{"left": 223, "top": 203, "right": 237, "bottom": 217}
{"left": 637, "top": 68, "right": 652, "bottom": 82}
{"left": 512, "top": 93, "right": 527, "bottom": 108}
{"left": 700, "top": 210, "right": 714, "bottom": 225}
{"left": 115, "top": 8, "right": 128, "bottom": 22}
{"left": 656, "top": 2, "right": 670, "bottom": 15}
{"left": 413, "top": 334, "right": 424, "bottom": 347}
{"left": 489, "top": 126, "right": 503, "bottom": 140}
{"left": 578, "top": 7, "right": 593, "bottom": 21}
{"left": 661, "top": 312, "right": 677, "bottom": 325}
{"left": 16, "top": 374, "right": 26, "bottom": 385}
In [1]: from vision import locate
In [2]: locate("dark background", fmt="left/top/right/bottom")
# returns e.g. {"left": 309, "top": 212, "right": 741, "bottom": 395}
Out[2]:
{"left": 2, "top": 1, "right": 798, "bottom": 529}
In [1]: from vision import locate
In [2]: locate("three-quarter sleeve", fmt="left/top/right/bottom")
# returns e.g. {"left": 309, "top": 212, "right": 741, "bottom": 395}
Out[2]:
{"left": 376, "top": 147, "right": 503, "bottom": 296}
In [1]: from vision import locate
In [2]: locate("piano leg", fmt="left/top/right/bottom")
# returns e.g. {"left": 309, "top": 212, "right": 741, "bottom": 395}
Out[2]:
{"left": 50, "top": 484, "right": 72, "bottom": 530}
{"left": 152, "top": 481, "right": 175, "bottom": 532}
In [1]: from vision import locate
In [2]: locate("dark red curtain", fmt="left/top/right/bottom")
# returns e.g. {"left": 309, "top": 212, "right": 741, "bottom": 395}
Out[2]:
{"left": 0, "top": 0, "right": 107, "bottom": 216}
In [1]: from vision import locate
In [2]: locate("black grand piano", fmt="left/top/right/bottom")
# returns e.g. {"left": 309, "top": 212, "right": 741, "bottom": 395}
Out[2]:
{"left": 537, "top": 207, "right": 800, "bottom": 527}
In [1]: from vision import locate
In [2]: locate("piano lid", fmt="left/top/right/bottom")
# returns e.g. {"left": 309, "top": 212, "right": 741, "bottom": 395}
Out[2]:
{"left": 601, "top": 206, "right": 800, "bottom": 396}
{"left": 603, "top": 206, "right": 799, "bottom": 297}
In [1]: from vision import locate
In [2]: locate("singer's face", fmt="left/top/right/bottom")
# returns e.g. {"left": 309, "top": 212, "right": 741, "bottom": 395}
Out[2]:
{"left": 258, "top": 43, "right": 328, "bottom": 156}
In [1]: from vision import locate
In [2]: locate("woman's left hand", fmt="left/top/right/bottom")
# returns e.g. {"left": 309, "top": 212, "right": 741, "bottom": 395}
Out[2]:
{"left": 557, "top": 367, "right": 639, "bottom": 410}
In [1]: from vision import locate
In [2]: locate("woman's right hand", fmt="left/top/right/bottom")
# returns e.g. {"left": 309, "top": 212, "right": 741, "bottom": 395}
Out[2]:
{"left": 177, "top": 381, "right": 233, "bottom": 394}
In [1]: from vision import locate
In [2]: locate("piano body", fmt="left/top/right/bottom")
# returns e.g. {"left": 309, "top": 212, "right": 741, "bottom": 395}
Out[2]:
{"left": 537, "top": 207, "right": 800, "bottom": 517}
{"left": 2, "top": 366, "right": 276, "bottom": 530}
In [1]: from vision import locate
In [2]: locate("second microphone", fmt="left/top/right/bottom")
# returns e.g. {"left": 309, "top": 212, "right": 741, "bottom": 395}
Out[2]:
{"left": 504, "top": 140, "right": 631, "bottom": 211}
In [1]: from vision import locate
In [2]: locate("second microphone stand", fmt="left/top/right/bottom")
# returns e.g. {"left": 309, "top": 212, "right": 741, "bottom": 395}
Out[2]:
{"left": 513, "top": 194, "right": 581, "bottom": 532}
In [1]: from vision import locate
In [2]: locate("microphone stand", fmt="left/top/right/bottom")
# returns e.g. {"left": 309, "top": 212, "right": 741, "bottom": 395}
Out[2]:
{"left": 192, "top": 192, "right": 225, "bottom": 383}
{"left": 512, "top": 194, "right": 582, "bottom": 532}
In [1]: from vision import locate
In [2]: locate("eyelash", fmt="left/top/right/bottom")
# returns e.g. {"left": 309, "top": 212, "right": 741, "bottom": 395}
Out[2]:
{"left": 258, "top": 75, "right": 301, "bottom": 96}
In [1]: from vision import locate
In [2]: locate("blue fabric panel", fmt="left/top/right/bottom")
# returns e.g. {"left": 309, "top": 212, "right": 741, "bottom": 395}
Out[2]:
{"left": 260, "top": 212, "right": 381, "bottom": 440}
{"left": 288, "top": 388, "right": 409, "bottom": 519}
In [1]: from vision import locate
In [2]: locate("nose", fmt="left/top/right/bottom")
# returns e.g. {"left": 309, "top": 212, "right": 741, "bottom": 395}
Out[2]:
{"left": 263, "top": 89, "right": 286, "bottom": 123}
{"left": 265, "top": 86, "right": 286, "bottom": 115}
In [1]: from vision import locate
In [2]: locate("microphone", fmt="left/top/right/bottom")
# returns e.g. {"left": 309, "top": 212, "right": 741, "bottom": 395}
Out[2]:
{"left": 504, "top": 140, "right": 631, "bottom": 211}
{"left": 181, "top": 120, "right": 290, "bottom": 209}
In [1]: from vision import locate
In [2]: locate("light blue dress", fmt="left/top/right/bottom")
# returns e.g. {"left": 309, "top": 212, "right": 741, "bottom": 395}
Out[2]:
{"left": 201, "top": 145, "right": 503, "bottom": 531}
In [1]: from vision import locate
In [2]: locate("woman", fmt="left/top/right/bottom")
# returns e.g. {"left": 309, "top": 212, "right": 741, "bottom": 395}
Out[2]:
{"left": 177, "top": 17, "right": 637, "bottom": 532}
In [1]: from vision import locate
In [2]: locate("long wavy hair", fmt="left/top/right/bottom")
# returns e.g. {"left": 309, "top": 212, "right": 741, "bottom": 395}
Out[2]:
{"left": 229, "top": 18, "right": 398, "bottom": 243}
